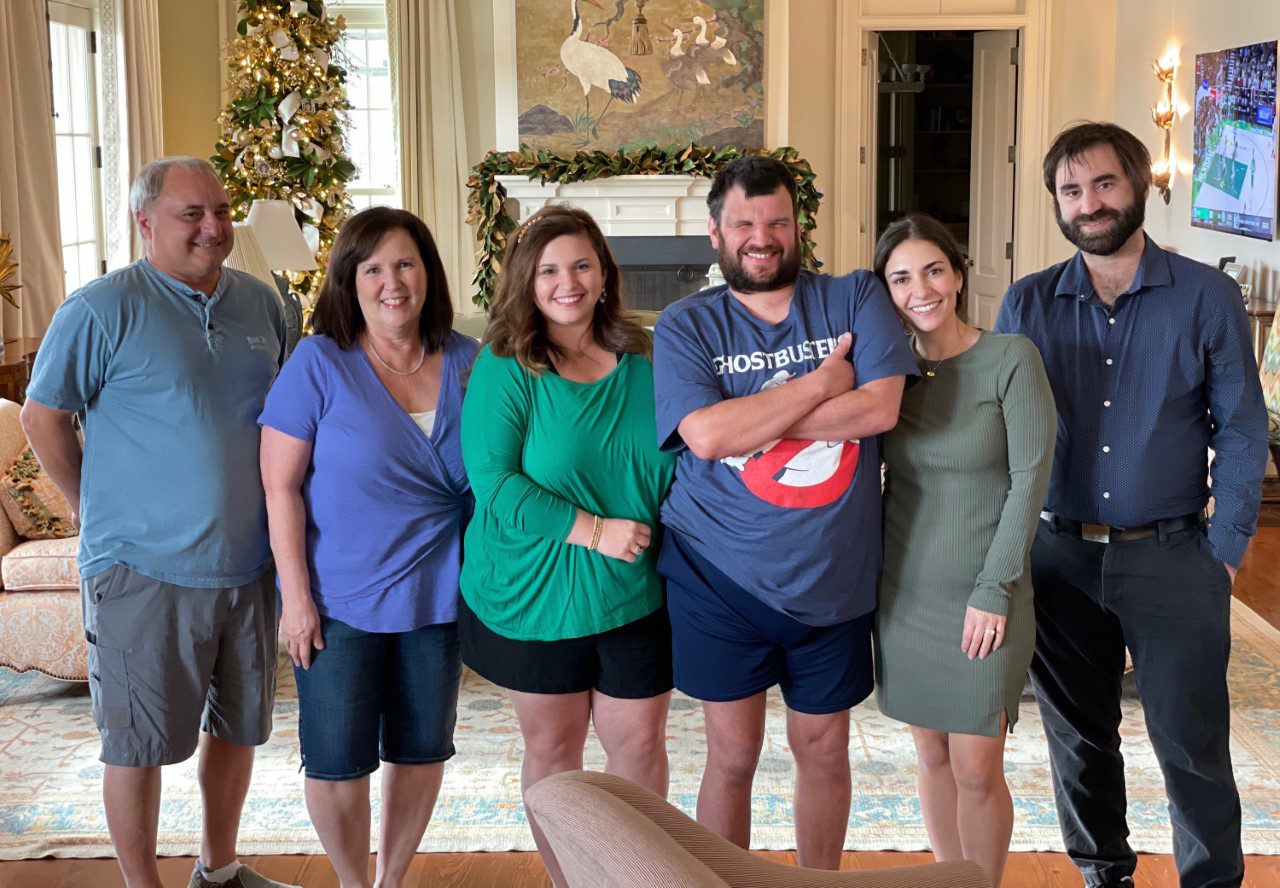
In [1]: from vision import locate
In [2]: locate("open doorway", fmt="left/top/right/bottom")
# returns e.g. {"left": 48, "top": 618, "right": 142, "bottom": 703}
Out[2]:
{"left": 873, "top": 30, "right": 1019, "bottom": 329}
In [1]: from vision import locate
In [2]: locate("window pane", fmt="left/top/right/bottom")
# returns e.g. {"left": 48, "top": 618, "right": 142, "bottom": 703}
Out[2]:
{"left": 57, "top": 137, "right": 78, "bottom": 243}
{"left": 62, "top": 245, "right": 81, "bottom": 294}
{"left": 49, "top": 9, "right": 103, "bottom": 294}
{"left": 369, "top": 110, "right": 395, "bottom": 188}
{"left": 50, "top": 25, "right": 71, "bottom": 135}
{"left": 73, "top": 136, "right": 95, "bottom": 242}
{"left": 334, "top": 7, "right": 398, "bottom": 206}
{"left": 67, "top": 27, "right": 88, "bottom": 132}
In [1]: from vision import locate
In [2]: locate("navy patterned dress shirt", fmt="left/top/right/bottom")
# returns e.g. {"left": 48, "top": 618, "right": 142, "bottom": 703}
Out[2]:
{"left": 995, "top": 234, "right": 1268, "bottom": 566}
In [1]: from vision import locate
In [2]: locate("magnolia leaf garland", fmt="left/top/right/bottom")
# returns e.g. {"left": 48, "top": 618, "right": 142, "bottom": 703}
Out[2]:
{"left": 212, "top": 0, "right": 355, "bottom": 300}
{"left": 465, "top": 144, "right": 822, "bottom": 310}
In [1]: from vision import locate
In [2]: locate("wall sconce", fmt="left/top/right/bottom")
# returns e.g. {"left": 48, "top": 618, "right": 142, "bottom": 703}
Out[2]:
{"left": 1150, "top": 53, "right": 1178, "bottom": 204}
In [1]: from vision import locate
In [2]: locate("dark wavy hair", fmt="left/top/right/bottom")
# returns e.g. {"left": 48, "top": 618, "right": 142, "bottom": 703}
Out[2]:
{"left": 1042, "top": 121, "right": 1153, "bottom": 205}
{"left": 873, "top": 213, "right": 969, "bottom": 310}
{"left": 483, "top": 205, "right": 651, "bottom": 374}
{"left": 309, "top": 206, "right": 453, "bottom": 351}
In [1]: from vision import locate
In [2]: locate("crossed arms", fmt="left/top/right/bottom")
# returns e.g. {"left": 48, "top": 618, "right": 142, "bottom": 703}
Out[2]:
{"left": 676, "top": 333, "right": 906, "bottom": 462}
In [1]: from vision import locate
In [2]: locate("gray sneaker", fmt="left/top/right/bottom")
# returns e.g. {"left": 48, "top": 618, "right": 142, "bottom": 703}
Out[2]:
{"left": 187, "top": 863, "right": 301, "bottom": 888}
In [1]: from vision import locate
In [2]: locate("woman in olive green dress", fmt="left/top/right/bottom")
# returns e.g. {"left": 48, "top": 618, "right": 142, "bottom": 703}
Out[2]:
{"left": 873, "top": 214, "right": 1055, "bottom": 887}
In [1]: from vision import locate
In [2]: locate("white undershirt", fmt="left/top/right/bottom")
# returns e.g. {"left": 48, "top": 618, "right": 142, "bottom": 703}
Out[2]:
{"left": 408, "top": 409, "right": 436, "bottom": 437}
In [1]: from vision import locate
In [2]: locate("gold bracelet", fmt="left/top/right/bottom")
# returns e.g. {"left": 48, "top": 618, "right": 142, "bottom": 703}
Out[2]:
{"left": 588, "top": 514, "right": 604, "bottom": 551}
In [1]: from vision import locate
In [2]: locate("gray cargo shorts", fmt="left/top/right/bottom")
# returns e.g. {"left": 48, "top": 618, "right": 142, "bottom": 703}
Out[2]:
{"left": 81, "top": 563, "right": 279, "bottom": 767}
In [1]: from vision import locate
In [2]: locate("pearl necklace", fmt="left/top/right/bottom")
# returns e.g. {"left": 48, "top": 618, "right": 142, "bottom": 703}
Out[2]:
{"left": 367, "top": 338, "right": 426, "bottom": 376}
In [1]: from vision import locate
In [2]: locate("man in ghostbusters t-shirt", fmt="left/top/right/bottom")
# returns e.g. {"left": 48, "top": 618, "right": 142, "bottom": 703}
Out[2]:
{"left": 653, "top": 156, "right": 918, "bottom": 868}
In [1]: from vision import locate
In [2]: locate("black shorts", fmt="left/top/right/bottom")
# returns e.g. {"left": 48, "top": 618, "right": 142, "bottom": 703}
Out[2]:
{"left": 458, "top": 596, "right": 673, "bottom": 699}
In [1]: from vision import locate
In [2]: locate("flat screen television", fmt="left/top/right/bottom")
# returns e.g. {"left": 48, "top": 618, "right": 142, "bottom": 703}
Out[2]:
{"left": 1191, "top": 40, "right": 1278, "bottom": 241}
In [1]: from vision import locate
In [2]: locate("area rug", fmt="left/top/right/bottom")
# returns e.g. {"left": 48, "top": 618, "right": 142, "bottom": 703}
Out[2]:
{"left": 2, "top": 599, "right": 1278, "bottom": 859}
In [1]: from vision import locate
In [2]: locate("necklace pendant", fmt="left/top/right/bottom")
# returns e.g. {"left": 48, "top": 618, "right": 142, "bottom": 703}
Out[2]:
{"left": 926, "top": 370, "right": 936, "bottom": 377}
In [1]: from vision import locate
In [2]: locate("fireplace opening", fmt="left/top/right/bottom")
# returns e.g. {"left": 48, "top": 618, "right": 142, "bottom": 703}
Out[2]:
{"left": 608, "top": 236, "right": 719, "bottom": 313}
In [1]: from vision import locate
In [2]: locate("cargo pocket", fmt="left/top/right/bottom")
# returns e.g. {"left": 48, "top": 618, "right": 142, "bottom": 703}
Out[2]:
{"left": 88, "top": 643, "right": 133, "bottom": 729}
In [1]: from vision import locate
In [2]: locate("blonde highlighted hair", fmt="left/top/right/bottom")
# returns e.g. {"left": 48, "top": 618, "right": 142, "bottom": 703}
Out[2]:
{"left": 483, "top": 205, "right": 651, "bottom": 374}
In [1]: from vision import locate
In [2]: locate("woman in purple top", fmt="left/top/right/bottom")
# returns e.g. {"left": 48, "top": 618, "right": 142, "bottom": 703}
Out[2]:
{"left": 259, "top": 207, "right": 477, "bottom": 888}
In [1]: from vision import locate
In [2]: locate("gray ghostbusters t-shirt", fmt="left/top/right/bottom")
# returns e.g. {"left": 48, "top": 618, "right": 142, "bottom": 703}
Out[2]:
{"left": 653, "top": 270, "right": 918, "bottom": 626}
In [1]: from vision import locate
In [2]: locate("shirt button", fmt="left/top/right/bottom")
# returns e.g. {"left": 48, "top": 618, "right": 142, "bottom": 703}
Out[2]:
{"left": 1103, "top": 492, "right": 1111, "bottom": 499}
{"left": 1105, "top": 358, "right": 1114, "bottom": 366}
{"left": 1103, "top": 446, "right": 1111, "bottom": 453}
{"left": 1104, "top": 400, "right": 1112, "bottom": 407}
{"left": 1108, "top": 318, "right": 1116, "bottom": 325}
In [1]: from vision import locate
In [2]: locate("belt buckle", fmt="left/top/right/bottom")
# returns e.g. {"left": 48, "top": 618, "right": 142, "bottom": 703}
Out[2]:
{"left": 1082, "top": 523, "right": 1111, "bottom": 544}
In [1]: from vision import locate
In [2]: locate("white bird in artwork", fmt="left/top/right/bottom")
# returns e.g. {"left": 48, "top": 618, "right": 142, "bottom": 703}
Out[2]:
{"left": 660, "top": 26, "right": 710, "bottom": 108}
{"left": 560, "top": 0, "right": 641, "bottom": 138}
{"left": 692, "top": 15, "right": 737, "bottom": 67}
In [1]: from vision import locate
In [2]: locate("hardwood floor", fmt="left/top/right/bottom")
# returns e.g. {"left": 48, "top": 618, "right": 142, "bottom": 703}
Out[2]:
{"left": 5, "top": 849, "right": 1280, "bottom": 887}
{"left": 4, "top": 520, "right": 1278, "bottom": 888}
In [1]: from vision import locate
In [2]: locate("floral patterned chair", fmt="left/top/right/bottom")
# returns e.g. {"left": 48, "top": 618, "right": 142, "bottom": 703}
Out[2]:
{"left": 0, "top": 398, "right": 84, "bottom": 681}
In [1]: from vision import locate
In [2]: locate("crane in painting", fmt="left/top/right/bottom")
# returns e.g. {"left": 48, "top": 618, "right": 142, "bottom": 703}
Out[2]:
{"left": 691, "top": 15, "right": 737, "bottom": 67}
{"left": 560, "top": 0, "right": 642, "bottom": 141}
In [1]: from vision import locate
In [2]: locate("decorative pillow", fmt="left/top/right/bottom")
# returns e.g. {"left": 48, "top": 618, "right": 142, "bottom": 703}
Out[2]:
{"left": 0, "top": 447, "right": 76, "bottom": 539}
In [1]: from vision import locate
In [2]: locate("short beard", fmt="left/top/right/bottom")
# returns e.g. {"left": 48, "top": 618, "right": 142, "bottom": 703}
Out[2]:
{"left": 716, "top": 232, "right": 802, "bottom": 294}
{"left": 1055, "top": 197, "right": 1145, "bottom": 256}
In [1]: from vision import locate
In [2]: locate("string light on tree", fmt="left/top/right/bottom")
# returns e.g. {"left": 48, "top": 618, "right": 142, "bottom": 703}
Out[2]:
{"left": 212, "top": 0, "right": 358, "bottom": 301}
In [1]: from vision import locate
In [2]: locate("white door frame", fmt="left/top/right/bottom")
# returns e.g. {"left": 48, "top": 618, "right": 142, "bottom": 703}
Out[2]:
{"left": 833, "top": 1, "right": 1052, "bottom": 280}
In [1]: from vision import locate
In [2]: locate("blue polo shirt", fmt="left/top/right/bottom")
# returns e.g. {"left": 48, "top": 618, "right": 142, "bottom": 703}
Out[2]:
{"left": 995, "top": 235, "right": 1268, "bottom": 565}
{"left": 27, "top": 258, "right": 285, "bottom": 587}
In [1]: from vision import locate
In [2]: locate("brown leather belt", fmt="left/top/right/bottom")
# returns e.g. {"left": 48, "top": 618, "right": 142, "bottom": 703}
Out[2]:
{"left": 1039, "top": 510, "right": 1203, "bottom": 544}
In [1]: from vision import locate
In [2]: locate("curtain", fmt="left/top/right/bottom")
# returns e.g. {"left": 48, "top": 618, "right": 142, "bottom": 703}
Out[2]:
{"left": 0, "top": 0, "right": 64, "bottom": 338}
{"left": 120, "top": 0, "right": 164, "bottom": 260}
{"left": 387, "top": 0, "right": 474, "bottom": 311}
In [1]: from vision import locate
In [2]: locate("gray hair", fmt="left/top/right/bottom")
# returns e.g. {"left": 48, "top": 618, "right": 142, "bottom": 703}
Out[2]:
{"left": 128, "top": 156, "right": 223, "bottom": 215}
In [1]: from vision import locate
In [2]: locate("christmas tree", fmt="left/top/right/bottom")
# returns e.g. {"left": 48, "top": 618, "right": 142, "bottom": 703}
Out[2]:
{"left": 212, "top": 0, "right": 356, "bottom": 300}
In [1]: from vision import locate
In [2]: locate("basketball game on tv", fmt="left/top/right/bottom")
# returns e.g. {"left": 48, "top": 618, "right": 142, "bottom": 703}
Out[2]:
{"left": 1191, "top": 39, "right": 1279, "bottom": 240}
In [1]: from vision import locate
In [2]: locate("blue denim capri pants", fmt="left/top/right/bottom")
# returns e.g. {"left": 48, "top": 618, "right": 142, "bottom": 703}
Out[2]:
{"left": 293, "top": 613, "right": 462, "bottom": 781}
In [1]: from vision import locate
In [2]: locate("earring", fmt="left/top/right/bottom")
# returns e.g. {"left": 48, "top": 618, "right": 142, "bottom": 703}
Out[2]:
{"left": 598, "top": 291, "right": 606, "bottom": 303}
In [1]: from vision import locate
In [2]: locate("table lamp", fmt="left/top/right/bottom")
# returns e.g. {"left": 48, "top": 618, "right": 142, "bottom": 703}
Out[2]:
{"left": 237, "top": 199, "right": 319, "bottom": 357}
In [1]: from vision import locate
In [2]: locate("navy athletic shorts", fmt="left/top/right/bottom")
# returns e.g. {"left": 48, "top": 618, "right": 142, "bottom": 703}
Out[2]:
{"left": 658, "top": 530, "right": 874, "bottom": 715}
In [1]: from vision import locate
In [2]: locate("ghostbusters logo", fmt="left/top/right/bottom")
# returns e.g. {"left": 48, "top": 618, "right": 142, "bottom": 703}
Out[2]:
{"left": 720, "top": 371, "right": 859, "bottom": 509}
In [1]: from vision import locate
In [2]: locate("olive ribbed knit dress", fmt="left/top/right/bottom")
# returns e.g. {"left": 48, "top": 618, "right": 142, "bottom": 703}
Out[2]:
{"left": 875, "top": 331, "right": 1056, "bottom": 736}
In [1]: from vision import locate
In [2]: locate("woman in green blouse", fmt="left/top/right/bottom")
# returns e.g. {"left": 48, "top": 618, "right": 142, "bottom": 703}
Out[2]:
{"left": 873, "top": 214, "right": 1055, "bottom": 887}
{"left": 459, "top": 205, "right": 675, "bottom": 886}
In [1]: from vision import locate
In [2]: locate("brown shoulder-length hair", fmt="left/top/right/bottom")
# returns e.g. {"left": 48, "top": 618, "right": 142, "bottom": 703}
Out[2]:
{"left": 483, "top": 204, "right": 651, "bottom": 374}
{"left": 873, "top": 213, "right": 969, "bottom": 310}
{"left": 309, "top": 206, "right": 453, "bottom": 351}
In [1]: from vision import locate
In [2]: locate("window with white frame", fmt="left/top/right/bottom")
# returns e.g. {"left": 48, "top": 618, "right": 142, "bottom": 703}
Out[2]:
{"left": 48, "top": 0, "right": 106, "bottom": 294}
{"left": 333, "top": 2, "right": 400, "bottom": 210}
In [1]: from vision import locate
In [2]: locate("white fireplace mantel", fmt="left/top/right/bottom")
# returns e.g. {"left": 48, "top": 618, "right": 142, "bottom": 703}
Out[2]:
{"left": 496, "top": 175, "right": 713, "bottom": 238}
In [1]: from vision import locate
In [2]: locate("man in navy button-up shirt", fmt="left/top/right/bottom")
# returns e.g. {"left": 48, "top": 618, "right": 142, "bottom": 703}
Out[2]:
{"left": 997, "top": 122, "right": 1267, "bottom": 888}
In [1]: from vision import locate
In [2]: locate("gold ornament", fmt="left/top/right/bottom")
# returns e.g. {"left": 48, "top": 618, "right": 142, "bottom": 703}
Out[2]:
{"left": 0, "top": 233, "right": 21, "bottom": 309}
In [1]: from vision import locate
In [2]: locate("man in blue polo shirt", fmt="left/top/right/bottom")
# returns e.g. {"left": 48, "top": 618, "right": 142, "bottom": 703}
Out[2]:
{"left": 653, "top": 156, "right": 918, "bottom": 869}
{"left": 22, "top": 157, "right": 293, "bottom": 888}
{"left": 996, "top": 122, "right": 1268, "bottom": 888}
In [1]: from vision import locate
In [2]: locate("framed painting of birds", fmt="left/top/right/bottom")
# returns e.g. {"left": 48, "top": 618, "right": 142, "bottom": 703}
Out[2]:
{"left": 508, "top": 0, "right": 765, "bottom": 152}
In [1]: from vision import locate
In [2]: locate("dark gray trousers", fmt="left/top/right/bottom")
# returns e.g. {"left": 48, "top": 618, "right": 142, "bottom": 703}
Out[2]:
{"left": 1028, "top": 519, "right": 1243, "bottom": 888}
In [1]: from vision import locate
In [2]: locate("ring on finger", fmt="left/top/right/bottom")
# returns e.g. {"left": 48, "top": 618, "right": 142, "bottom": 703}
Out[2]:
{"left": 983, "top": 628, "right": 996, "bottom": 635}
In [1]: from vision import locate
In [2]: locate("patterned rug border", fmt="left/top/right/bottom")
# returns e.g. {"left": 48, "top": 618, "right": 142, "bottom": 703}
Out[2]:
{"left": 2, "top": 599, "right": 1278, "bottom": 859}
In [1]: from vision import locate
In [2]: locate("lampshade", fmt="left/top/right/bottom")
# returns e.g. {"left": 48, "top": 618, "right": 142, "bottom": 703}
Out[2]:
{"left": 224, "top": 223, "right": 277, "bottom": 286}
{"left": 246, "top": 200, "right": 319, "bottom": 272}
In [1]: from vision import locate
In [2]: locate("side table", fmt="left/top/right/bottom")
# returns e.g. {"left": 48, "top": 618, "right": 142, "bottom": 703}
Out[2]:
{"left": 0, "top": 338, "right": 41, "bottom": 403}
